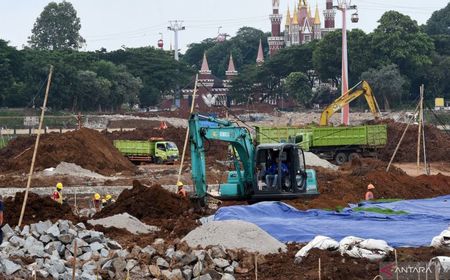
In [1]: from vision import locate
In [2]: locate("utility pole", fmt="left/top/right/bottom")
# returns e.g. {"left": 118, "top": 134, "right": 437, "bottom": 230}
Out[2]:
{"left": 334, "top": 0, "right": 358, "bottom": 125}
{"left": 167, "top": 20, "right": 185, "bottom": 61}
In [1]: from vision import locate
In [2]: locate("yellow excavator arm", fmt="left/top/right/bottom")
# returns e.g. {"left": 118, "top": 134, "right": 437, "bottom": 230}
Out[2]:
{"left": 319, "top": 80, "right": 380, "bottom": 126}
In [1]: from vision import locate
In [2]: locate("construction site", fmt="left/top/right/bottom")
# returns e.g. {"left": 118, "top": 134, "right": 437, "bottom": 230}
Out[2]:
{"left": 0, "top": 95, "right": 449, "bottom": 279}
{"left": 0, "top": 0, "right": 450, "bottom": 279}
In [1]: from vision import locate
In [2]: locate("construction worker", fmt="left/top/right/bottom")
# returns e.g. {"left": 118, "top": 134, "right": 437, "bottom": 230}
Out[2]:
{"left": 0, "top": 195, "right": 4, "bottom": 244}
{"left": 93, "top": 193, "right": 101, "bottom": 211}
{"left": 177, "top": 181, "right": 187, "bottom": 198}
{"left": 102, "top": 194, "right": 115, "bottom": 207}
{"left": 51, "top": 182, "right": 64, "bottom": 205}
{"left": 365, "top": 184, "right": 375, "bottom": 201}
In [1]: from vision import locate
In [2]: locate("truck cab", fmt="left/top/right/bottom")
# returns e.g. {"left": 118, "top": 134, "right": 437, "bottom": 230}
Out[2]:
{"left": 154, "top": 141, "right": 179, "bottom": 163}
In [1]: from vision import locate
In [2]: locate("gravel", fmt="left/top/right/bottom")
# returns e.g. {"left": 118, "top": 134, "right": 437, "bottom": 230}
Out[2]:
{"left": 182, "top": 220, "right": 286, "bottom": 255}
{"left": 304, "top": 152, "right": 338, "bottom": 170}
{"left": 88, "top": 213, "right": 159, "bottom": 234}
{"left": 43, "top": 162, "right": 109, "bottom": 179}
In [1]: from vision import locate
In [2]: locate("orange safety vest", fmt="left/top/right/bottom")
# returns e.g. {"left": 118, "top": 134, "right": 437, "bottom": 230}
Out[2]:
{"left": 365, "top": 191, "right": 374, "bottom": 201}
{"left": 178, "top": 188, "right": 187, "bottom": 198}
{"left": 52, "top": 191, "right": 63, "bottom": 204}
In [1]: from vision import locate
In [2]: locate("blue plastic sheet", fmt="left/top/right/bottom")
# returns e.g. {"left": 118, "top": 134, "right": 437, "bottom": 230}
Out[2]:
{"left": 214, "top": 198, "right": 450, "bottom": 247}
{"left": 348, "top": 195, "right": 450, "bottom": 218}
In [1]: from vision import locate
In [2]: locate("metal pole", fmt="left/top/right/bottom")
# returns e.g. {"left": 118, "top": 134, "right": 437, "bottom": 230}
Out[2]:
{"left": 168, "top": 20, "right": 185, "bottom": 61}
{"left": 18, "top": 65, "right": 53, "bottom": 227}
{"left": 335, "top": 1, "right": 357, "bottom": 126}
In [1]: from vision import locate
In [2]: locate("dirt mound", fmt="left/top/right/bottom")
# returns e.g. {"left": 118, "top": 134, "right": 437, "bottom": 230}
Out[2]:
{"left": 340, "top": 157, "right": 405, "bottom": 176}
{"left": 286, "top": 166, "right": 450, "bottom": 210}
{"left": 0, "top": 128, "right": 135, "bottom": 176}
{"left": 373, "top": 119, "right": 450, "bottom": 162}
{"left": 258, "top": 245, "right": 449, "bottom": 280}
{"left": 94, "top": 180, "right": 192, "bottom": 220}
{"left": 4, "top": 191, "right": 77, "bottom": 226}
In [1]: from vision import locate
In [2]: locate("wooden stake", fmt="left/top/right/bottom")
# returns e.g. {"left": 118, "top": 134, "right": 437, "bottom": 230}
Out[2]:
{"left": 386, "top": 103, "right": 420, "bottom": 172}
{"left": 318, "top": 257, "right": 321, "bottom": 280}
{"left": 255, "top": 253, "right": 258, "bottom": 280}
{"left": 177, "top": 74, "right": 199, "bottom": 183}
{"left": 417, "top": 85, "right": 424, "bottom": 173}
{"left": 18, "top": 65, "right": 53, "bottom": 227}
{"left": 72, "top": 239, "right": 78, "bottom": 280}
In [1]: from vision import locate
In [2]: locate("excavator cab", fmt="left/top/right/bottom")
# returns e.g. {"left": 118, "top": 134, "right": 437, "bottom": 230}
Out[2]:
{"left": 251, "top": 143, "right": 319, "bottom": 200}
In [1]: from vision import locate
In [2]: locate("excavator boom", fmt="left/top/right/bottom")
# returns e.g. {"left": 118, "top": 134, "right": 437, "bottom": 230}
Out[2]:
{"left": 320, "top": 81, "right": 380, "bottom": 126}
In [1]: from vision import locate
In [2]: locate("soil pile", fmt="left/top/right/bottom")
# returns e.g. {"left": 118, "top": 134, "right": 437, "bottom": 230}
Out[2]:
{"left": 94, "top": 180, "right": 191, "bottom": 220}
{"left": 286, "top": 158, "right": 450, "bottom": 210}
{"left": 4, "top": 191, "right": 77, "bottom": 226}
{"left": 374, "top": 119, "right": 450, "bottom": 162}
{"left": 0, "top": 128, "right": 135, "bottom": 176}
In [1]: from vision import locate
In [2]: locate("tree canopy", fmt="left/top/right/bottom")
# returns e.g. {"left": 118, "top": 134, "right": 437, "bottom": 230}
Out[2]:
{"left": 29, "top": 1, "right": 85, "bottom": 50}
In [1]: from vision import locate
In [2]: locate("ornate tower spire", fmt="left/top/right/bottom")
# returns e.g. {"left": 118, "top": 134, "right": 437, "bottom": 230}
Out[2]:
{"left": 225, "top": 54, "right": 238, "bottom": 78}
{"left": 268, "top": 0, "right": 284, "bottom": 56}
{"left": 314, "top": 3, "right": 321, "bottom": 25}
{"left": 285, "top": 5, "right": 291, "bottom": 26}
{"left": 256, "top": 39, "right": 265, "bottom": 65}
{"left": 308, "top": 5, "right": 312, "bottom": 18}
{"left": 292, "top": 4, "right": 299, "bottom": 24}
{"left": 200, "top": 52, "right": 211, "bottom": 74}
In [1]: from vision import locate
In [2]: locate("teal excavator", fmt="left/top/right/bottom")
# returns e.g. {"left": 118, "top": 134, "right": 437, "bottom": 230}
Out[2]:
{"left": 189, "top": 113, "right": 319, "bottom": 203}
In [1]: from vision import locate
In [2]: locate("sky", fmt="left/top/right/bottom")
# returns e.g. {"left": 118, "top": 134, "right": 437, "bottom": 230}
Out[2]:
{"left": 0, "top": 0, "right": 447, "bottom": 52}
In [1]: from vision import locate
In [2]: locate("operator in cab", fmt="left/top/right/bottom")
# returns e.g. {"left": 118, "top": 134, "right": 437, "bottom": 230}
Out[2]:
{"left": 265, "top": 157, "right": 289, "bottom": 188}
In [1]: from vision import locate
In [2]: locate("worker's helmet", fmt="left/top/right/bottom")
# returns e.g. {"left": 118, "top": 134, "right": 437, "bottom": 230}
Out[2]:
{"left": 367, "top": 184, "right": 375, "bottom": 190}
{"left": 94, "top": 193, "right": 101, "bottom": 200}
{"left": 177, "top": 181, "right": 184, "bottom": 187}
{"left": 56, "top": 182, "right": 63, "bottom": 190}
{"left": 105, "top": 194, "right": 112, "bottom": 201}
{"left": 101, "top": 199, "right": 107, "bottom": 204}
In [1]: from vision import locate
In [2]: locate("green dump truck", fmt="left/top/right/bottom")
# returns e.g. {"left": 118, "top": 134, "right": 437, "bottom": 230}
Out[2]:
{"left": 255, "top": 125, "right": 387, "bottom": 165}
{"left": 113, "top": 139, "right": 179, "bottom": 164}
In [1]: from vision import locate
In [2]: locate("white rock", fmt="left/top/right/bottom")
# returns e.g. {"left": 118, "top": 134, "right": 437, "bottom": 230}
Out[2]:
{"left": 9, "top": 236, "right": 25, "bottom": 247}
{"left": 47, "top": 224, "right": 60, "bottom": 238}
{"left": 214, "top": 258, "right": 230, "bottom": 268}
{"left": 156, "top": 257, "right": 169, "bottom": 268}
{"left": 0, "top": 259, "right": 21, "bottom": 275}
{"left": 221, "top": 274, "right": 236, "bottom": 280}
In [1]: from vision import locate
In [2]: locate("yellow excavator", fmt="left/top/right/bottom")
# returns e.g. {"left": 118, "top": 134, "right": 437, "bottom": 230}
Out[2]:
{"left": 320, "top": 80, "right": 381, "bottom": 126}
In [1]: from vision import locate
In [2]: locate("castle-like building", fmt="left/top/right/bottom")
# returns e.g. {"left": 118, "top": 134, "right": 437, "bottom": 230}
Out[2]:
{"left": 268, "top": 0, "right": 336, "bottom": 55}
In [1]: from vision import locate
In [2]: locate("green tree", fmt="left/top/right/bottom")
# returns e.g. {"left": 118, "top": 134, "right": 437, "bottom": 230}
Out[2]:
{"left": 361, "top": 64, "right": 407, "bottom": 110}
{"left": 424, "top": 3, "right": 450, "bottom": 56}
{"left": 425, "top": 55, "right": 450, "bottom": 99}
{"left": 284, "top": 72, "right": 313, "bottom": 107}
{"left": 371, "top": 11, "right": 434, "bottom": 80}
{"left": 424, "top": 3, "right": 450, "bottom": 35}
{"left": 29, "top": 1, "right": 85, "bottom": 50}
{"left": 313, "top": 29, "right": 374, "bottom": 86}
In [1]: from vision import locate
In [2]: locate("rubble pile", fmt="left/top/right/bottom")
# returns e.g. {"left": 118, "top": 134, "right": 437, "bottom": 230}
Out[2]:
{"left": 0, "top": 219, "right": 265, "bottom": 280}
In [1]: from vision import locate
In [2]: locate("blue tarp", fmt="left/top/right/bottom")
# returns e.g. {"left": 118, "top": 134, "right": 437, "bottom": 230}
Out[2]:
{"left": 214, "top": 197, "right": 450, "bottom": 247}
{"left": 348, "top": 195, "right": 450, "bottom": 218}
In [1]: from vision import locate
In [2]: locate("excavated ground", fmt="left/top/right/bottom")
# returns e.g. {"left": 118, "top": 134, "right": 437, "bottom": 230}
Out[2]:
{"left": 4, "top": 191, "right": 79, "bottom": 226}
{"left": 0, "top": 128, "right": 135, "bottom": 176}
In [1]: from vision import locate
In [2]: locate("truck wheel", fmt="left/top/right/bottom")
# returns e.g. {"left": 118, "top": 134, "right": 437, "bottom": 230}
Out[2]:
{"left": 155, "top": 157, "right": 162, "bottom": 164}
{"left": 335, "top": 152, "right": 348, "bottom": 165}
{"left": 349, "top": 153, "right": 360, "bottom": 162}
